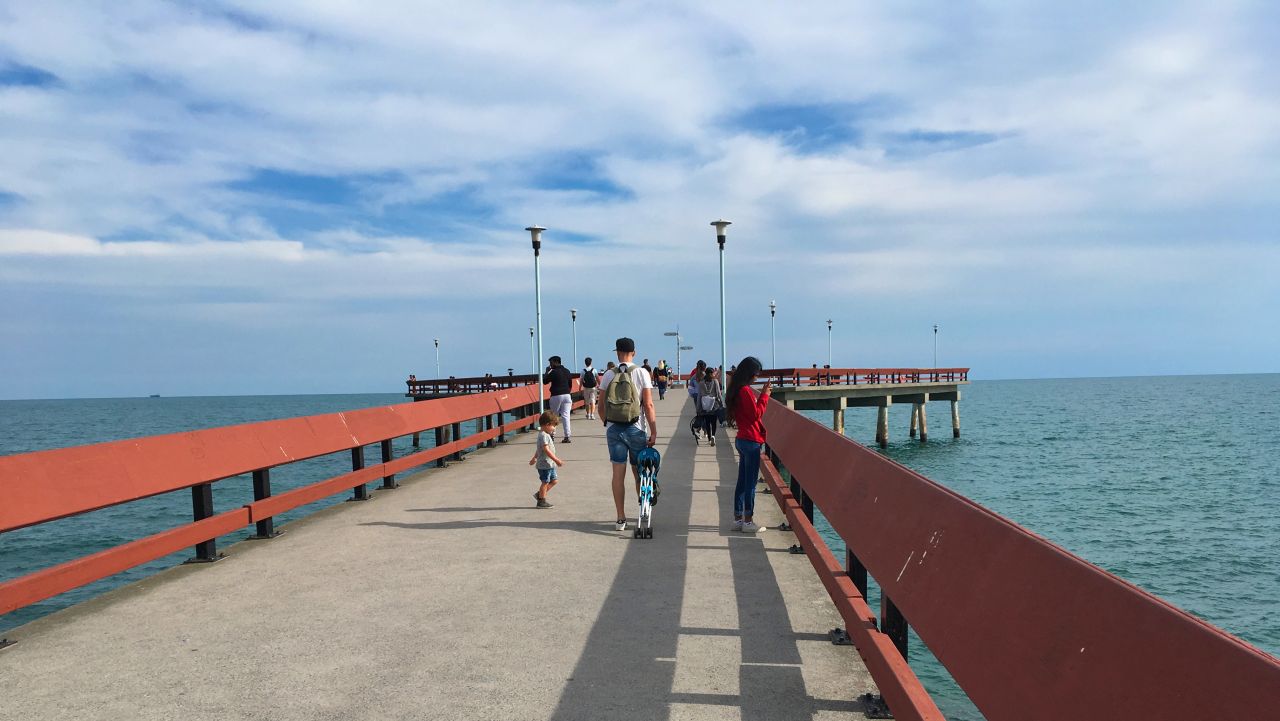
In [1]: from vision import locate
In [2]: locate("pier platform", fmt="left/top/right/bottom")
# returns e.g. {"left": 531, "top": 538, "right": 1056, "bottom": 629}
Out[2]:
{"left": 1, "top": 395, "right": 876, "bottom": 720}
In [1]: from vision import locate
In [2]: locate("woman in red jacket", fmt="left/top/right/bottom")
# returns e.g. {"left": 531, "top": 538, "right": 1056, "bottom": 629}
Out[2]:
{"left": 725, "top": 356, "right": 771, "bottom": 533}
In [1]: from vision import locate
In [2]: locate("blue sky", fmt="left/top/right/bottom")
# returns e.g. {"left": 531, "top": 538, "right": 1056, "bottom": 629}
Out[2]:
{"left": 1, "top": 1, "right": 1278, "bottom": 399}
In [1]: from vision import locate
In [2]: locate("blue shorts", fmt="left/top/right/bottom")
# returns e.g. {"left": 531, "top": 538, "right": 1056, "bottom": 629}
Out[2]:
{"left": 538, "top": 467, "right": 558, "bottom": 483}
{"left": 606, "top": 423, "right": 648, "bottom": 465}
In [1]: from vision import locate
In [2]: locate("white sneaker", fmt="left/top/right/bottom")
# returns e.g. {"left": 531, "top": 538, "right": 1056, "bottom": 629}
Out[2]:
{"left": 741, "top": 521, "right": 763, "bottom": 533}
{"left": 615, "top": 519, "right": 627, "bottom": 531}
{"left": 732, "top": 519, "right": 744, "bottom": 532}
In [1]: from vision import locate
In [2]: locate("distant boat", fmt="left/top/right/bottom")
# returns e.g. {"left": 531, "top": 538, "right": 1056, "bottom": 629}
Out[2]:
{"left": 148, "top": 394, "right": 161, "bottom": 398}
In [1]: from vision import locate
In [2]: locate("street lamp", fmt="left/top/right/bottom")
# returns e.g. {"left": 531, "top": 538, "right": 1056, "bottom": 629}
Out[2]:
{"left": 769, "top": 300, "right": 777, "bottom": 369}
{"left": 933, "top": 323, "right": 939, "bottom": 368}
{"left": 571, "top": 309, "right": 578, "bottom": 370}
{"left": 434, "top": 338, "right": 440, "bottom": 379}
{"left": 827, "top": 319, "right": 833, "bottom": 367}
{"left": 529, "top": 326, "right": 536, "bottom": 377}
{"left": 663, "top": 328, "right": 681, "bottom": 383}
{"left": 711, "top": 219, "right": 731, "bottom": 374}
{"left": 527, "top": 225, "right": 546, "bottom": 414}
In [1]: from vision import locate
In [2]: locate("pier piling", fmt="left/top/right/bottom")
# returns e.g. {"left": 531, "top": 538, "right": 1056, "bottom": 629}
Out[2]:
{"left": 909, "top": 404, "right": 919, "bottom": 438}
{"left": 918, "top": 402, "right": 929, "bottom": 442}
{"left": 876, "top": 405, "right": 889, "bottom": 449}
{"left": 951, "top": 400, "right": 960, "bottom": 438}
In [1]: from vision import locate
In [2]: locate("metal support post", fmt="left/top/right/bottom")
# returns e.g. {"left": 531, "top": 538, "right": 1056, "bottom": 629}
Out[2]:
{"left": 881, "top": 592, "right": 909, "bottom": 660}
{"left": 350, "top": 447, "right": 369, "bottom": 501}
{"left": 380, "top": 440, "right": 397, "bottom": 489}
{"left": 497, "top": 411, "right": 506, "bottom": 443}
{"left": 846, "top": 548, "right": 868, "bottom": 598}
{"left": 250, "top": 469, "right": 278, "bottom": 539}
{"left": 451, "top": 422, "right": 463, "bottom": 461}
{"left": 188, "top": 483, "right": 218, "bottom": 562}
{"left": 435, "top": 427, "right": 448, "bottom": 467}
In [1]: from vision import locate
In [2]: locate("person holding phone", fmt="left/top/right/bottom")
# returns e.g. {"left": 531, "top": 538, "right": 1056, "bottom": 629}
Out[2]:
{"left": 724, "top": 356, "right": 771, "bottom": 533}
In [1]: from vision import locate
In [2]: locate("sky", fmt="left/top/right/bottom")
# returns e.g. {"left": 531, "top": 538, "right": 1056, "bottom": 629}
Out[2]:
{"left": 1, "top": 1, "right": 1278, "bottom": 399}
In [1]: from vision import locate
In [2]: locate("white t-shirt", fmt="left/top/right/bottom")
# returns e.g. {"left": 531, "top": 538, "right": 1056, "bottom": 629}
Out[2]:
{"left": 599, "top": 363, "right": 653, "bottom": 430}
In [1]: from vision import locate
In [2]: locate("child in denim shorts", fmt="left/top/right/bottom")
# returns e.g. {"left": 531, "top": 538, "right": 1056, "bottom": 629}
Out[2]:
{"left": 530, "top": 410, "right": 564, "bottom": 508}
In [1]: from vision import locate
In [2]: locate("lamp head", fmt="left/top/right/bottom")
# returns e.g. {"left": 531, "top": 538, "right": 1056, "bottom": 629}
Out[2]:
{"left": 526, "top": 225, "right": 546, "bottom": 253}
{"left": 571, "top": 308, "right": 577, "bottom": 320}
{"left": 710, "top": 219, "right": 731, "bottom": 248}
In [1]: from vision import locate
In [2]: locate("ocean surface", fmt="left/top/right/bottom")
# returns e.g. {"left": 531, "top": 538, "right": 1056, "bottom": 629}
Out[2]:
{"left": 2, "top": 375, "right": 1278, "bottom": 719}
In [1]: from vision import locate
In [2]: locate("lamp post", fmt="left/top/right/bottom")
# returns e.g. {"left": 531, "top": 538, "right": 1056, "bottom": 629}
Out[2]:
{"left": 933, "top": 323, "right": 939, "bottom": 368}
{"left": 769, "top": 300, "right": 776, "bottom": 369}
{"left": 529, "top": 326, "right": 536, "bottom": 377}
{"left": 571, "top": 309, "right": 578, "bottom": 370}
{"left": 680, "top": 345, "right": 693, "bottom": 383}
{"left": 827, "top": 319, "right": 833, "bottom": 367}
{"left": 663, "top": 328, "right": 681, "bottom": 383}
{"left": 711, "top": 219, "right": 730, "bottom": 374}
{"left": 434, "top": 338, "right": 440, "bottom": 379}
{"left": 527, "top": 226, "right": 546, "bottom": 414}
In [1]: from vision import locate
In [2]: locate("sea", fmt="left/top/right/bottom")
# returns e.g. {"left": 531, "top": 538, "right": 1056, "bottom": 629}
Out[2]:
{"left": 2, "top": 375, "right": 1277, "bottom": 720}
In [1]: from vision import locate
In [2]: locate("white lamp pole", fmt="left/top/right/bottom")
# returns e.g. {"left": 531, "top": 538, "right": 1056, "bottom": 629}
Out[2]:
{"left": 664, "top": 328, "right": 680, "bottom": 383}
{"left": 827, "top": 319, "right": 833, "bottom": 367}
{"left": 527, "top": 226, "right": 546, "bottom": 414}
{"left": 711, "top": 220, "right": 731, "bottom": 374}
{"left": 529, "top": 326, "right": 536, "bottom": 377}
{"left": 571, "top": 309, "right": 578, "bottom": 370}
{"left": 933, "top": 323, "right": 939, "bottom": 368}
{"left": 769, "top": 300, "right": 777, "bottom": 369}
{"left": 434, "top": 338, "right": 440, "bottom": 379}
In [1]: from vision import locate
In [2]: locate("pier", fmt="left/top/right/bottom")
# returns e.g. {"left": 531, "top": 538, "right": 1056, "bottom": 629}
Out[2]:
{"left": 2, "top": 378, "right": 1279, "bottom": 719}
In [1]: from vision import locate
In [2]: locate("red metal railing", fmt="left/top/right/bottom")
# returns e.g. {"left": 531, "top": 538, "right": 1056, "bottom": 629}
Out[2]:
{"left": 406, "top": 372, "right": 550, "bottom": 397}
{"left": 758, "top": 367, "right": 969, "bottom": 386}
{"left": 760, "top": 401, "right": 1280, "bottom": 721}
{"left": 0, "top": 383, "right": 578, "bottom": 617}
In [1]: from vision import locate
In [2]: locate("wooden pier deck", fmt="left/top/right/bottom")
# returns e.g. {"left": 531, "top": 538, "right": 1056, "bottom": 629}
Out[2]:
{"left": 0, "top": 394, "right": 877, "bottom": 720}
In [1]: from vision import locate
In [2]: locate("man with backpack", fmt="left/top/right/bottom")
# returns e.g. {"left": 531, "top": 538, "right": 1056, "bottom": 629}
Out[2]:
{"left": 598, "top": 337, "right": 657, "bottom": 532}
{"left": 580, "top": 356, "right": 598, "bottom": 420}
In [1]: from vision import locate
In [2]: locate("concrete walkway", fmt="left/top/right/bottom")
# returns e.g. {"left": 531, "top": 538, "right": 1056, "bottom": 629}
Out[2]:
{"left": 1, "top": 394, "right": 877, "bottom": 720}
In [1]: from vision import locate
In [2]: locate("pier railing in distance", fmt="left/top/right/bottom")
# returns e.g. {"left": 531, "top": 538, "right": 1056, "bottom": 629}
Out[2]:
{"left": 755, "top": 367, "right": 969, "bottom": 386}
{"left": 0, "top": 383, "right": 579, "bottom": 618}
{"left": 760, "top": 400, "right": 1280, "bottom": 721}
{"left": 406, "top": 372, "right": 551, "bottom": 397}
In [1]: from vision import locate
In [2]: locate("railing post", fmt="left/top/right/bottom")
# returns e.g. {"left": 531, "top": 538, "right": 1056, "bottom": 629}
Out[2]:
{"left": 380, "top": 439, "right": 398, "bottom": 489}
{"left": 435, "top": 427, "right": 448, "bottom": 468}
{"left": 451, "top": 421, "right": 463, "bottom": 461}
{"left": 881, "top": 592, "right": 909, "bottom": 660}
{"left": 350, "top": 447, "right": 369, "bottom": 501}
{"left": 484, "top": 415, "right": 494, "bottom": 448}
{"left": 497, "top": 411, "right": 506, "bottom": 443}
{"left": 412, "top": 432, "right": 420, "bottom": 448}
{"left": 188, "top": 483, "right": 218, "bottom": 562}
{"left": 250, "top": 469, "right": 278, "bottom": 539}
{"left": 844, "top": 548, "right": 868, "bottom": 599}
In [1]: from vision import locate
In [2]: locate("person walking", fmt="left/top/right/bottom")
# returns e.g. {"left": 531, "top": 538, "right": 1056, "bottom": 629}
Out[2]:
{"left": 598, "top": 337, "right": 657, "bottom": 532}
{"left": 695, "top": 366, "right": 724, "bottom": 445}
{"left": 725, "top": 356, "right": 771, "bottom": 533}
{"left": 581, "top": 356, "right": 599, "bottom": 420}
{"left": 654, "top": 360, "right": 670, "bottom": 400}
{"left": 543, "top": 355, "right": 574, "bottom": 443}
{"left": 529, "top": 411, "right": 565, "bottom": 508}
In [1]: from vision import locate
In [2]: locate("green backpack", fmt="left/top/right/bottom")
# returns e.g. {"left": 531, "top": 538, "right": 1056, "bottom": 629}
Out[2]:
{"left": 604, "top": 364, "right": 642, "bottom": 424}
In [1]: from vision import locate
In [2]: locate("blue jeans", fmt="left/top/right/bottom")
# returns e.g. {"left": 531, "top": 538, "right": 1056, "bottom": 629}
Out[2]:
{"left": 607, "top": 423, "right": 648, "bottom": 465}
{"left": 734, "top": 438, "right": 763, "bottom": 519}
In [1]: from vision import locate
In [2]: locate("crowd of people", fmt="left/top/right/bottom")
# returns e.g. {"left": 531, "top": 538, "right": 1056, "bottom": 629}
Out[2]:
{"left": 534, "top": 337, "right": 770, "bottom": 534}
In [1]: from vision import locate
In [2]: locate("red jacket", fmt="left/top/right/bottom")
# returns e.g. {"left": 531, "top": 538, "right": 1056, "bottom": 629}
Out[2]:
{"left": 732, "top": 386, "right": 770, "bottom": 443}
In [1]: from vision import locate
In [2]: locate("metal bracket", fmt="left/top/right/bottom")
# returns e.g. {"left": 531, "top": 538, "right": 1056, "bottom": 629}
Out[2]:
{"left": 246, "top": 530, "right": 284, "bottom": 541}
{"left": 859, "top": 693, "right": 893, "bottom": 719}
{"left": 760, "top": 486, "right": 772, "bottom": 494}
{"left": 0, "top": 638, "right": 14, "bottom": 650}
{"left": 778, "top": 521, "right": 792, "bottom": 532}
{"left": 183, "top": 553, "right": 224, "bottom": 565}
{"left": 829, "top": 627, "right": 853, "bottom": 646}
{"left": 789, "top": 544, "right": 804, "bottom": 555}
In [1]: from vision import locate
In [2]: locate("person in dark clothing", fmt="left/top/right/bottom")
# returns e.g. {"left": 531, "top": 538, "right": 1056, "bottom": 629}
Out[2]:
{"left": 543, "top": 356, "right": 574, "bottom": 442}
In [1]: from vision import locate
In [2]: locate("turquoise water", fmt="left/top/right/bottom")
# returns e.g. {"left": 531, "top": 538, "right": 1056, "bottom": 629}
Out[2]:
{"left": 2, "top": 377, "right": 1277, "bottom": 719}
{"left": 804, "top": 374, "right": 1280, "bottom": 719}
